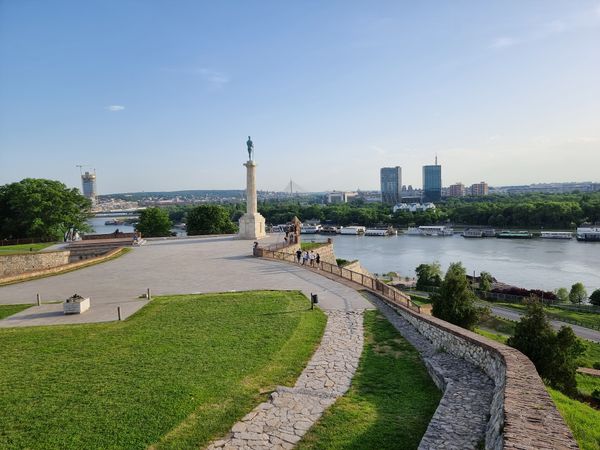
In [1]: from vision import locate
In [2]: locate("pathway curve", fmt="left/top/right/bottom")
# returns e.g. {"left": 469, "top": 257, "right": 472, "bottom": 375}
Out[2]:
{"left": 207, "top": 310, "right": 364, "bottom": 450}
{"left": 364, "top": 293, "right": 495, "bottom": 450}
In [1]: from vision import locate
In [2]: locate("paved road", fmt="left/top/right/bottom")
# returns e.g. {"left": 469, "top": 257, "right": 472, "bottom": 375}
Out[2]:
{"left": 486, "top": 304, "right": 600, "bottom": 343}
{"left": 0, "top": 236, "right": 373, "bottom": 327}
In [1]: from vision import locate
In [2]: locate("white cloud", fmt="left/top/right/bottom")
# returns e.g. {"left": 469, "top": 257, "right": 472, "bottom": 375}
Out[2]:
{"left": 161, "top": 67, "right": 230, "bottom": 88}
{"left": 106, "top": 105, "right": 125, "bottom": 112}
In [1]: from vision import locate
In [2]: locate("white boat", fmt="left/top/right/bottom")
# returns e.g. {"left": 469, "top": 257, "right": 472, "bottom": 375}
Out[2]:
{"left": 576, "top": 225, "right": 600, "bottom": 242}
{"left": 418, "top": 225, "right": 454, "bottom": 236}
{"left": 365, "top": 227, "right": 396, "bottom": 236}
{"left": 405, "top": 227, "right": 421, "bottom": 235}
{"left": 540, "top": 231, "right": 573, "bottom": 239}
{"left": 300, "top": 225, "right": 321, "bottom": 234}
{"left": 340, "top": 226, "right": 366, "bottom": 235}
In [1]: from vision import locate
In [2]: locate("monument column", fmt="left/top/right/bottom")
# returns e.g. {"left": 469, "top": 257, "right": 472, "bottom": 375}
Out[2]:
{"left": 238, "top": 137, "right": 266, "bottom": 240}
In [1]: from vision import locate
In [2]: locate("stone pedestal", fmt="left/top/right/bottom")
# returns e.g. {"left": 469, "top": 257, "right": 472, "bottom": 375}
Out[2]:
{"left": 239, "top": 160, "right": 266, "bottom": 240}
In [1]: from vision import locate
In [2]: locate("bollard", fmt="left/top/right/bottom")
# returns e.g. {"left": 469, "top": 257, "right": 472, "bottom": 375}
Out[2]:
{"left": 117, "top": 306, "right": 122, "bottom": 321}
{"left": 147, "top": 288, "right": 151, "bottom": 300}
{"left": 36, "top": 293, "right": 41, "bottom": 306}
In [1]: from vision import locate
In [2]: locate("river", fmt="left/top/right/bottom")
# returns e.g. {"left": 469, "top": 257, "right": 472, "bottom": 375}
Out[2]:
{"left": 86, "top": 217, "right": 186, "bottom": 237}
{"left": 301, "top": 234, "right": 599, "bottom": 293}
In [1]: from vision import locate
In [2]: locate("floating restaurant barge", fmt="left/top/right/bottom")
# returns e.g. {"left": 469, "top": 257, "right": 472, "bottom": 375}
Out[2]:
{"left": 576, "top": 225, "right": 600, "bottom": 241}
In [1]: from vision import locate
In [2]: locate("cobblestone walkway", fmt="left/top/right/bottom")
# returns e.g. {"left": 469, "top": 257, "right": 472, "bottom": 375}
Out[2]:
{"left": 365, "top": 294, "right": 494, "bottom": 450}
{"left": 206, "top": 310, "right": 364, "bottom": 450}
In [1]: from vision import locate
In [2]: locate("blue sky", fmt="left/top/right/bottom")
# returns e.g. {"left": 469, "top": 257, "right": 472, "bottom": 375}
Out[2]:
{"left": 1, "top": 1, "right": 599, "bottom": 193}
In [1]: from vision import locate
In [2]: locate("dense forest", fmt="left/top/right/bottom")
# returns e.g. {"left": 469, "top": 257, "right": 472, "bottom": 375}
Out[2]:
{"left": 164, "top": 192, "right": 600, "bottom": 230}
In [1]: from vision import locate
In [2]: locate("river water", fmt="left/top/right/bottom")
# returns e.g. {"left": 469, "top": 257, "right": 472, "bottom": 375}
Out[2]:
{"left": 302, "top": 234, "right": 599, "bottom": 293}
{"left": 86, "top": 217, "right": 186, "bottom": 237}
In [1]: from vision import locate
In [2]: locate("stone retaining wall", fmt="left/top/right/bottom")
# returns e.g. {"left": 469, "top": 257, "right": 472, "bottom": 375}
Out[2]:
{"left": 342, "top": 260, "right": 371, "bottom": 277}
{"left": 0, "top": 251, "right": 70, "bottom": 277}
{"left": 384, "top": 299, "right": 578, "bottom": 450}
{"left": 0, "top": 248, "right": 126, "bottom": 285}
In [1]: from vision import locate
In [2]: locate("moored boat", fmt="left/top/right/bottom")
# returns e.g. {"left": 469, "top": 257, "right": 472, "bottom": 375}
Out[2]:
{"left": 540, "top": 231, "right": 573, "bottom": 239}
{"left": 418, "top": 225, "right": 454, "bottom": 236}
{"left": 365, "top": 227, "right": 397, "bottom": 236}
{"left": 496, "top": 230, "right": 533, "bottom": 239}
{"left": 340, "top": 226, "right": 366, "bottom": 235}
{"left": 576, "top": 225, "right": 600, "bottom": 242}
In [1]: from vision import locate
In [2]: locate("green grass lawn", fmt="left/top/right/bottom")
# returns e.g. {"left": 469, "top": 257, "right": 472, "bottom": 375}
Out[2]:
{"left": 297, "top": 310, "right": 441, "bottom": 450}
{"left": 300, "top": 242, "right": 326, "bottom": 251}
{"left": 0, "top": 304, "right": 32, "bottom": 320}
{"left": 549, "top": 387, "right": 600, "bottom": 450}
{"left": 0, "top": 291, "right": 326, "bottom": 449}
{"left": 409, "top": 294, "right": 431, "bottom": 306}
{"left": 0, "top": 242, "right": 55, "bottom": 255}
{"left": 576, "top": 373, "right": 600, "bottom": 398}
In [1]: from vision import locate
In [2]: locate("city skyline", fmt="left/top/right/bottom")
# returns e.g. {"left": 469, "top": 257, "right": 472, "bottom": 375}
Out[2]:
{"left": 1, "top": 1, "right": 600, "bottom": 193}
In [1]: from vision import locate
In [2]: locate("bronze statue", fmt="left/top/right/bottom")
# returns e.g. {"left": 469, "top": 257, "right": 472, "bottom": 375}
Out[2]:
{"left": 246, "top": 136, "right": 254, "bottom": 160}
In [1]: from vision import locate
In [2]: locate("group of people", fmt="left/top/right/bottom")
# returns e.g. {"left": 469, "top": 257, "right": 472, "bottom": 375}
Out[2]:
{"left": 295, "top": 249, "right": 321, "bottom": 268}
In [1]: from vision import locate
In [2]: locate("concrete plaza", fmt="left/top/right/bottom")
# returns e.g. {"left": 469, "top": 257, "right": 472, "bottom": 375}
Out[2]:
{"left": 0, "top": 236, "right": 372, "bottom": 327}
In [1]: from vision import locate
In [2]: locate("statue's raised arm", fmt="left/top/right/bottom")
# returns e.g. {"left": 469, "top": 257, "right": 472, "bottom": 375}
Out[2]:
{"left": 246, "top": 136, "right": 254, "bottom": 161}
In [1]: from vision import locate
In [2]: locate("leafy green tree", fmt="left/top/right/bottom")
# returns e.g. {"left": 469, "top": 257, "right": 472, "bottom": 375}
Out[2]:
{"left": 0, "top": 178, "right": 91, "bottom": 240}
{"left": 187, "top": 205, "right": 237, "bottom": 235}
{"left": 431, "top": 262, "right": 479, "bottom": 330}
{"left": 554, "top": 287, "right": 570, "bottom": 304}
{"left": 136, "top": 207, "right": 172, "bottom": 237}
{"left": 507, "top": 300, "right": 584, "bottom": 395}
{"left": 415, "top": 262, "right": 443, "bottom": 290}
{"left": 589, "top": 289, "right": 600, "bottom": 307}
{"left": 569, "top": 282, "right": 587, "bottom": 304}
{"left": 479, "top": 271, "right": 493, "bottom": 292}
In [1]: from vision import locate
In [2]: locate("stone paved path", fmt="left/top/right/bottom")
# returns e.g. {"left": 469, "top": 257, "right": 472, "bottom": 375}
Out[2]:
{"left": 364, "top": 293, "right": 494, "bottom": 450}
{"left": 206, "top": 310, "right": 364, "bottom": 450}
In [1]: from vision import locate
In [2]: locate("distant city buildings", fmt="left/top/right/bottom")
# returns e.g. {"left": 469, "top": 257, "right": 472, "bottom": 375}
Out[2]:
{"left": 448, "top": 182, "right": 466, "bottom": 197}
{"left": 422, "top": 158, "right": 442, "bottom": 203}
{"left": 81, "top": 171, "right": 97, "bottom": 205}
{"left": 470, "top": 181, "right": 489, "bottom": 196}
{"left": 393, "top": 202, "right": 436, "bottom": 213}
{"left": 380, "top": 166, "right": 402, "bottom": 204}
{"left": 326, "top": 191, "right": 359, "bottom": 204}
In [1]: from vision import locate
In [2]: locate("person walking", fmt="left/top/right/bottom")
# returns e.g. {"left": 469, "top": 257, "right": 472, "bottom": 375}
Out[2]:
{"left": 296, "top": 249, "right": 302, "bottom": 263}
{"left": 302, "top": 251, "right": 309, "bottom": 265}
{"left": 316, "top": 253, "right": 321, "bottom": 269}
{"left": 309, "top": 251, "right": 315, "bottom": 267}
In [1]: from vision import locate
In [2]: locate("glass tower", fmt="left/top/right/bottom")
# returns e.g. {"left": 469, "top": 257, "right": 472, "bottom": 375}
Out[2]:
{"left": 422, "top": 164, "right": 442, "bottom": 202}
{"left": 380, "top": 167, "right": 402, "bottom": 204}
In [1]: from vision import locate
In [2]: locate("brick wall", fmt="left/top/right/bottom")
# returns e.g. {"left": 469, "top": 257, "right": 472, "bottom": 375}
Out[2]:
{"left": 0, "top": 251, "right": 70, "bottom": 277}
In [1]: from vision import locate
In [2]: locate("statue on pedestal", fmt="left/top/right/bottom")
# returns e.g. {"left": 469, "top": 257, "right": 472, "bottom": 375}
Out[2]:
{"left": 246, "top": 136, "right": 254, "bottom": 161}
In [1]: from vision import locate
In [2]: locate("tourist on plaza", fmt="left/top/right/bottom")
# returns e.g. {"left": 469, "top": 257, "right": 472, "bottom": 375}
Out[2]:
{"left": 316, "top": 253, "right": 321, "bottom": 268}
{"left": 296, "top": 249, "right": 302, "bottom": 263}
{"left": 302, "top": 251, "right": 309, "bottom": 265}
{"left": 309, "top": 251, "right": 315, "bottom": 267}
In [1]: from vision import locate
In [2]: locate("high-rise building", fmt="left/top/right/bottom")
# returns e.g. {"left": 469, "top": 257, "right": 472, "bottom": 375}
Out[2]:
{"left": 448, "top": 182, "right": 466, "bottom": 197}
{"left": 380, "top": 166, "right": 402, "bottom": 204}
{"left": 81, "top": 171, "right": 97, "bottom": 204}
{"left": 470, "top": 181, "right": 489, "bottom": 196}
{"left": 422, "top": 158, "right": 442, "bottom": 202}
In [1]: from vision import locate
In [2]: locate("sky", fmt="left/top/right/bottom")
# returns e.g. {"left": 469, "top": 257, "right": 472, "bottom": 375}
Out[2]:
{"left": 1, "top": 1, "right": 599, "bottom": 194}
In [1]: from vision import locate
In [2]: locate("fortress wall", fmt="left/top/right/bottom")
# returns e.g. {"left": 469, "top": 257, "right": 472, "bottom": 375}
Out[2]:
{"left": 384, "top": 300, "right": 578, "bottom": 450}
{"left": 0, "top": 251, "right": 70, "bottom": 277}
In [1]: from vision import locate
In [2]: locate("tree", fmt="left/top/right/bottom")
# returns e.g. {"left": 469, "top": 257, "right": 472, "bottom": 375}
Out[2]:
{"left": 479, "top": 271, "right": 493, "bottom": 292}
{"left": 554, "top": 287, "right": 570, "bottom": 304}
{"left": 187, "top": 205, "right": 237, "bottom": 235}
{"left": 589, "top": 289, "right": 600, "bottom": 307}
{"left": 0, "top": 178, "right": 91, "bottom": 240}
{"left": 569, "top": 282, "right": 587, "bottom": 304}
{"left": 136, "top": 207, "right": 172, "bottom": 237}
{"left": 431, "top": 262, "right": 479, "bottom": 330}
{"left": 415, "top": 262, "right": 443, "bottom": 290}
{"left": 507, "top": 300, "right": 584, "bottom": 395}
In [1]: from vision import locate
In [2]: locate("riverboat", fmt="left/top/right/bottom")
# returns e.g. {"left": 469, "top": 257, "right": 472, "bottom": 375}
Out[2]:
{"left": 405, "top": 227, "right": 421, "bottom": 235}
{"left": 496, "top": 230, "right": 533, "bottom": 239}
{"left": 540, "top": 231, "right": 573, "bottom": 239}
{"left": 462, "top": 228, "right": 495, "bottom": 238}
{"left": 300, "top": 225, "right": 321, "bottom": 234}
{"left": 419, "top": 225, "right": 454, "bottom": 236}
{"left": 340, "top": 226, "right": 366, "bottom": 235}
{"left": 365, "top": 227, "right": 397, "bottom": 236}
{"left": 576, "top": 225, "right": 600, "bottom": 241}
{"left": 104, "top": 219, "right": 124, "bottom": 226}
{"left": 320, "top": 225, "right": 340, "bottom": 234}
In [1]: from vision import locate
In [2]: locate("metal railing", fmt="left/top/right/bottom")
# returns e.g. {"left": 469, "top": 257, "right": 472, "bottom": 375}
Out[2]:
{"left": 261, "top": 248, "right": 422, "bottom": 314}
